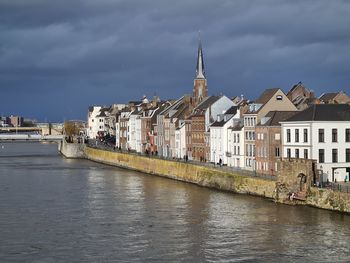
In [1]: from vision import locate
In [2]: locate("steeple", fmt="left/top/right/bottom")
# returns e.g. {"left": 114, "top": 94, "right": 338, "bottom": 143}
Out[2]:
{"left": 193, "top": 34, "right": 208, "bottom": 105}
{"left": 195, "top": 37, "right": 205, "bottom": 79}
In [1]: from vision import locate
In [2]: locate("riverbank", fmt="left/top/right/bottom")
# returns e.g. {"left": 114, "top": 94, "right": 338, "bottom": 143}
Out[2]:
{"left": 60, "top": 141, "right": 350, "bottom": 214}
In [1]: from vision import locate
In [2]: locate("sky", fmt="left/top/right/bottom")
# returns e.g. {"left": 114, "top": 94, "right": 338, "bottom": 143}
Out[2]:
{"left": 1, "top": 0, "right": 350, "bottom": 122}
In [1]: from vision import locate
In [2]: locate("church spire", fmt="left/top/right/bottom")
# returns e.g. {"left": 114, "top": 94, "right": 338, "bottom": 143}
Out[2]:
{"left": 195, "top": 35, "right": 205, "bottom": 79}
{"left": 193, "top": 33, "right": 208, "bottom": 105}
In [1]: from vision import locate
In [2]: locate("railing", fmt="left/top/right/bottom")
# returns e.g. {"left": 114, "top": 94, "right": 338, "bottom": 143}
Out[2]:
{"left": 326, "top": 183, "right": 350, "bottom": 193}
{"left": 86, "top": 139, "right": 277, "bottom": 181}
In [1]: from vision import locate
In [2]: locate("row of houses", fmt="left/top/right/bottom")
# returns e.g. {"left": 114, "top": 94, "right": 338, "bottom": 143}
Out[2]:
{"left": 86, "top": 41, "right": 350, "bottom": 183}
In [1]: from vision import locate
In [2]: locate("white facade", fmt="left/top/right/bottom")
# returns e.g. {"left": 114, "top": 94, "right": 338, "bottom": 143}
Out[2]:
{"left": 135, "top": 116, "right": 142, "bottom": 153}
{"left": 87, "top": 106, "right": 107, "bottom": 139}
{"left": 204, "top": 96, "right": 235, "bottom": 131}
{"left": 175, "top": 122, "right": 186, "bottom": 159}
{"left": 281, "top": 121, "right": 350, "bottom": 182}
{"left": 227, "top": 126, "right": 245, "bottom": 168}
{"left": 210, "top": 110, "right": 240, "bottom": 165}
{"left": 128, "top": 112, "right": 141, "bottom": 151}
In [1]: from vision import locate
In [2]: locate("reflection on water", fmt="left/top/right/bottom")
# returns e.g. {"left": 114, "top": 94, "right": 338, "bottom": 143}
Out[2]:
{"left": 0, "top": 142, "right": 350, "bottom": 262}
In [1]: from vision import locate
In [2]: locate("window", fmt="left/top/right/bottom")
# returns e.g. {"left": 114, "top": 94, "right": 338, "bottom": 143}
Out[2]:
{"left": 346, "top": 129, "right": 350, "bottom": 142}
{"left": 304, "top": 149, "right": 308, "bottom": 159}
{"left": 332, "top": 129, "right": 337, "bottom": 142}
{"left": 295, "top": 149, "right": 299, "bottom": 159}
{"left": 237, "top": 146, "right": 240, "bottom": 155}
{"left": 287, "top": 148, "right": 291, "bottom": 158}
{"left": 318, "top": 129, "right": 324, "bottom": 143}
{"left": 319, "top": 149, "right": 324, "bottom": 163}
{"left": 276, "top": 95, "right": 283, "bottom": 101}
{"left": 304, "top": 129, "right": 308, "bottom": 142}
{"left": 275, "top": 133, "right": 280, "bottom": 140}
{"left": 346, "top": 149, "right": 350, "bottom": 162}
{"left": 295, "top": 129, "right": 299, "bottom": 143}
{"left": 332, "top": 149, "right": 338, "bottom": 163}
{"left": 237, "top": 134, "right": 240, "bottom": 143}
{"left": 275, "top": 147, "right": 280, "bottom": 157}
{"left": 287, "top": 129, "right": 291, "bottom": 143}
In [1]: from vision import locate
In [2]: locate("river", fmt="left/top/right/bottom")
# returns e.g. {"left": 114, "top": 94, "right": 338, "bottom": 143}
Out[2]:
{"left": 0, "top": 142, "right": 349, "bottom": 262}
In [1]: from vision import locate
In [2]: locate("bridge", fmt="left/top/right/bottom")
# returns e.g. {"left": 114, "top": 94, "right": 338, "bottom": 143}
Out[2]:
{"left": 0, "top": 134, "right": 63, "bottom": 141}
{"left": 0, "top": 123, "right": 63, "bottom": 135}
{"left": 0, "top": 127, "right": 42, "bottom": 132}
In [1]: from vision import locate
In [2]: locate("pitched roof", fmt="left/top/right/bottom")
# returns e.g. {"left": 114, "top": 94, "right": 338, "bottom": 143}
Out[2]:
{"left": 195, "top": 96, "right": 220, "bottom": 110}
{"left": 255, "top": 88, "right": 280, "bottom": 104}
{"left": 258, "top": 111, "right": 298, "bottom": 126}
{"left": 211, "top": 115, "right": 234, "bottom": 127}
{"left": 225, "top": 106, "right": 238, "bottom": 115}
{"left": 319, "top": 92, "right": 338, "bottom": 102}
{"left": 96, "top": 109, "right": 107, "bottom": 117}
{"left": 283, "top": 104, "right": 350, "bottom": 122}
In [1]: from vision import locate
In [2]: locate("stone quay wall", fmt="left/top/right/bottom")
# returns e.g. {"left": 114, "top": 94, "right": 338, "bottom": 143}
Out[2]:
{"left": 307, "top": 187, "right": 350, "bottom": 213}
{"left": 84, "top": 146, "right": 277, "bottom": 199}
{"left": 59, "top": 140, "right": 86, "bottom": 159}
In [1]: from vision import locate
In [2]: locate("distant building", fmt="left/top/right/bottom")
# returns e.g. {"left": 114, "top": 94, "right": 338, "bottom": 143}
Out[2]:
{"left": 9, "top": 116, "right": 24, "bottom": 127}
{"left": 319, "top": 91, "right": 350, "bottom": 104}
{"left": 0, "top": 116, "right": 10, "bottom": 127}
{"left": 281, "top": 104, "right": 350, "bottom": 182}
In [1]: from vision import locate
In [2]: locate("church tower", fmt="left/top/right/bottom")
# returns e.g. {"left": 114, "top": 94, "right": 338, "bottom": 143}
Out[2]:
{"left": 193, "top": 39, "right": 208, "bottom": 105}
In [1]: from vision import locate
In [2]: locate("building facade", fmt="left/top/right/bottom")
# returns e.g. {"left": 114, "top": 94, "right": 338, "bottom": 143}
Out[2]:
{"left": 281, "top": 104, "right": 350, "bottom": 182}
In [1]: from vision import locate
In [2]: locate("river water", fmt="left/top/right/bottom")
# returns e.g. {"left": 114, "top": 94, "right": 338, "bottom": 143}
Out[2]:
{"left": 0, "top": 142, "right": 350, "bottom": 262}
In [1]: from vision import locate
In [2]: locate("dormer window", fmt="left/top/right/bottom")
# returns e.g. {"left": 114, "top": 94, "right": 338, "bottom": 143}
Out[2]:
{"left": 276, "top": 95, "right": 283, "bottom": 101}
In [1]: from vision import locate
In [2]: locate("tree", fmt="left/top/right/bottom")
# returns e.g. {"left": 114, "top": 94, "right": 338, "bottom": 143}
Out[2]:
{"left": 64, "top": 121, "right": 80, "bottom": 136}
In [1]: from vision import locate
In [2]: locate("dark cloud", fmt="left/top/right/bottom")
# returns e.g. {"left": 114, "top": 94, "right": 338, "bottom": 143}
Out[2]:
{"left": 0, "top": 0, "right": 350, "bottom": 121}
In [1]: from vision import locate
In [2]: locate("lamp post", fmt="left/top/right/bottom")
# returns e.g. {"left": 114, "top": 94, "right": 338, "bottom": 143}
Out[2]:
{"left": 213, "top": 150, "right": 216, "bottom": 166}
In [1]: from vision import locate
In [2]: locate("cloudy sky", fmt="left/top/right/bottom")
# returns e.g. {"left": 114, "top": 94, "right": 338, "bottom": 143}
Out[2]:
{"left": 1, "top": 0, "right": 350, "bottom": 121}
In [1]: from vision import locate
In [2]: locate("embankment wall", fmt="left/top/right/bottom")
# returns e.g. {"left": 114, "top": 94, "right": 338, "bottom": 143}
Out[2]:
{"left": 84, "top": 146, "right": 277, "bottom": 199}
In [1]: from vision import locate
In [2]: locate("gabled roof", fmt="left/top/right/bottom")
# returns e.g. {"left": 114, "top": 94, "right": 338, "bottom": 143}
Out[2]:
{"left": 195, "top": 96, "right": 221, "bottom": 111}
{"left": 211, "top": 115, "right": 234, "bottom": 127}
{"left": 255, "top": 88, "right": 280, "bottom": 104}
{"left": 229, "top": 121, "right": 244, "bottom": 131}
{"left": 283, "top": 104, "right": 350, "bottom": 122}
{"left": 225, "top": 106, "right": 238, "bottom": 115}
{"left": 319, "top": 92, "right": 338, "bottom": 101}
{"left": 96, "top": 110, "right": 107, "bottom": 117}
{"left": 258, "top": 111, "right": 298, "bottom": 126}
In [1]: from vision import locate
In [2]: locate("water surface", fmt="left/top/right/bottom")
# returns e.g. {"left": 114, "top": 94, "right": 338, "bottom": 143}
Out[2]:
{"left": 0, "top": 142, "right": 349, "bottom": 262}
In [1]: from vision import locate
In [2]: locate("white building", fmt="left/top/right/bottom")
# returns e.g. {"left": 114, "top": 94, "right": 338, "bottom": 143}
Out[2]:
{"left": 87, "top": 106, "right": 109, "bottom": 139}
{"left": 210, "top": 106, "right": 240, "bottom": 165}
{"left": 227, "top": 122, "right": 245, "bottom": 168}
{"left": 128, "top": 109, "right": 142, "bottom": 151}
{"left": 175, "top": 121, "right": 186, "bottom": 159}
{"left": 281, "top": 104, "right": 350, "bottom": 182}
